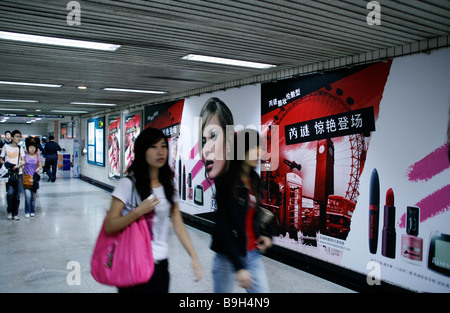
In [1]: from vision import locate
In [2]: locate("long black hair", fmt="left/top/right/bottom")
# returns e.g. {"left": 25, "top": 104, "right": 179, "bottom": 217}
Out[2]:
{"left": 222, "top": 128, "right": 261, "bottom": 206}
{"left": 127, "top": 127, "right": 175, "bottom": 206}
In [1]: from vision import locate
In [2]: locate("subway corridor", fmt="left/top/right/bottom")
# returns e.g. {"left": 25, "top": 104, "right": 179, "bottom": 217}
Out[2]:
{"left": 0, "top": 177, "right": 353, "bottom": 293}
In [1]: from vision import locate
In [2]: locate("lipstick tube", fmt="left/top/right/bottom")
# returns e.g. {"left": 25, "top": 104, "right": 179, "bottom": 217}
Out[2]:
{"left": 382, "top": 188, "right": 396, "bottom": 258}
{"left": 369, "top": 169, "right": 380, "bottom": 254}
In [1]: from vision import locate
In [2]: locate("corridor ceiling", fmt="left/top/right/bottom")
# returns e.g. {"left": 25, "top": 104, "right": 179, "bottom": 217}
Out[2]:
{"left": 0, "top": 0, "right": 449, "bottom": 123}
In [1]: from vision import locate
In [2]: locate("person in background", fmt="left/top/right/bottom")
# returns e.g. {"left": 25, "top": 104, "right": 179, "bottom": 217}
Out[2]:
{"left": 41, "top": 138, "right": 47, "bottom": 157}
{"left": 105, "top": 127, "right": 202, "bottom": 293}
{"left": 4, "top": 130, "right": 12, "bottom": 145}
{"left": 23, "top": 142, "right": 43, "bottom": 218}
{"left": 25, "top": 136, "right": 44, "bottom": 156}
{"left": 0, "top": 130, "right": 25, "bottom": 220}
{"left": 211, "top": 129, "right": 273, "bottom": 293}
{"left": 0, "top": 130, "right": 12, "bottom": 155}
{"left": 43, "top": 135, "right": 62, "bottom": 182}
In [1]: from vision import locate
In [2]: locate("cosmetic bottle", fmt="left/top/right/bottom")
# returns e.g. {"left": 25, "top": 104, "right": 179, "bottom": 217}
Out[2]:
{"left": 187, "top": 173, "right": 193, "bottom": 201}
{"left": 401, "top": 206, "right": 423, "bottom": 264}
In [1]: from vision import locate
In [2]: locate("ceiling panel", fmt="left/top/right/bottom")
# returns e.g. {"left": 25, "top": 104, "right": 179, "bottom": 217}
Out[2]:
{"left": 0, "top": 0, "right": 448, "bottom": 124}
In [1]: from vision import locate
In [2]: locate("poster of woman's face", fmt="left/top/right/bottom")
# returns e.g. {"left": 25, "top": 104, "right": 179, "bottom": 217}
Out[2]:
{"left": 177, "top": 85, "right": 261, "bottom": 215}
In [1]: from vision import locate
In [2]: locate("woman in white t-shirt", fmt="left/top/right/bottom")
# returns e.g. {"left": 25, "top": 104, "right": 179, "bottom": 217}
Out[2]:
{"left": 104, "top": 127, "right": 202, "bottom": 293}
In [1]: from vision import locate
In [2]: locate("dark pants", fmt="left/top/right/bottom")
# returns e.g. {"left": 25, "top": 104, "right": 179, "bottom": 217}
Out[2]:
{"left": 117, "top": 259, "right": 169, "bottom": 293}
{"left": 6, "top": 175, "right": 22, "bottom": 217}
{"left": 44, "top": 154, "right": 57, "bottom": 182}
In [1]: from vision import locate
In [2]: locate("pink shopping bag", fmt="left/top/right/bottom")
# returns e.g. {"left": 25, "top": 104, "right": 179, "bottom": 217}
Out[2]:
{"left": 91, "top": 215, "right": 154, "bottom": 288}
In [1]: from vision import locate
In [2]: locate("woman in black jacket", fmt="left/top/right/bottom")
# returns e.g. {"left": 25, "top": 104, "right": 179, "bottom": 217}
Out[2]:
{"left": 211, "top": 129, "right": 273, "bottom": 293}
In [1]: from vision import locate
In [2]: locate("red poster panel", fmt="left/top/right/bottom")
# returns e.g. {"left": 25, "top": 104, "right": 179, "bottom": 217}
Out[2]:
{"left": 108, "top": 116, "right": 121, "bottom": 179}
{"left": 124, "top": 112, "right": 141, "bottom": 171}
{"left": 261, "top": 61, "right": 392, "bottom": 245}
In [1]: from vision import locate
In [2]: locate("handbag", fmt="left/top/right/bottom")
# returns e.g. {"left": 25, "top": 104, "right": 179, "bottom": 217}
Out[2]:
{"left": 258, "top": 206, "right": 274, "bottom": 229}
{"left": 0, "top": 164, "right": 9, "bottom": 183}
{"left": 91, "top": 176, "right": 154, "bottom": 287}
{"left": 23, "top": 174, "right": 34, "bottom": 189}
{"left": 8, "top": 168, "right": 19, "bottom": 184}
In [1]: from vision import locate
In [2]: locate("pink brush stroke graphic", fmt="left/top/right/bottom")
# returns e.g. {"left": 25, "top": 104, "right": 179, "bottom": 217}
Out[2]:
{"left": 188, "top": 141, "right": 212, "bottom": 192}
{"left": 406, "top": 144, "right": 450, "bottom": 182}
{"left": 399, "top": 144, "right": 450, "bottom": 228}
{"left": 399, "top": 184, "right": 450, "bottom": 228}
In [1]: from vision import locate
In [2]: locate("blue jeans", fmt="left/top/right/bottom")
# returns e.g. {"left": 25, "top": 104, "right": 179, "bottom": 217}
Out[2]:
{"left": 6, "top": 174, "right": 22, "bottom": 217}
{"left": 24, "top": 188, "right": 37, "bottom": 215}
{"left": 213, "top": 250, "right": 269, "bottom": 293}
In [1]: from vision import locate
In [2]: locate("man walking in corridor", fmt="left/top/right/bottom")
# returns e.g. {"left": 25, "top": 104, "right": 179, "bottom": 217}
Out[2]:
{"left": 43, "top": 136, "right": 62, "bottom": 182}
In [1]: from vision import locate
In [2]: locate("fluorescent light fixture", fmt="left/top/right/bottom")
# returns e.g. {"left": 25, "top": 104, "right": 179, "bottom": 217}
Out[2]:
{"left": 103, "top": 88, "right": 166, "bottom": 94}
{"left": 0, "top": 108, "right": 26, "bottom": 111}
{"left": 0, "top": 99, "right": 39, "bottom": 103}
{"left": 70, "top": 102, "right": 117, "bottom": 106}
{"left": 181, "top": 54, "right": 276, "bottom": 69}
{"left": 0, "top": 81, "right": 62, "bottom": 88}
{"left": 0, "top": 31, "right": 120, "bottom": 52}
{"left": 51, "top": 110, "right": 88, "bottom": 114}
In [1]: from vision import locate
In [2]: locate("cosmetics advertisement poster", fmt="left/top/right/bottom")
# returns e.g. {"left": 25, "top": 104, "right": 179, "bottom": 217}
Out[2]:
{"left": 176, "top": 85, "right": 261, "bottom": 218}
{"left": 124, "top": 112, "right": 141, "bottom": 172}
{"left": 144, "top": 99, "right": 184, "bottom": 173}
{"left": 261, "top": 49, "right": 449, "bottom": 292}
{"left": 345, "top": 49, "right": 450, "bottom": 292}
{"left": 108, "top": 115, "right": 121, "bottom": 179}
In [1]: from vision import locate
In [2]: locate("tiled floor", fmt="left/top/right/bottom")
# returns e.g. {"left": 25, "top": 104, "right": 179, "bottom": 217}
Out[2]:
{"left": 0, "top": 176, "right": 354, "bottom": 293}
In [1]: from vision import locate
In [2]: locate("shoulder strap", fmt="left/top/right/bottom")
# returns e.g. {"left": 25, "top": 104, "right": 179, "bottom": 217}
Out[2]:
{"left": 126, "top": 175, "right": 141, "bottom": 207}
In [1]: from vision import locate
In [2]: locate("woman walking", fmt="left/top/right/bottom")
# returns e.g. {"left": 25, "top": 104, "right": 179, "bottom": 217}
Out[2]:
{"left": 23, "top": 142, "right": 43, "bottom": 217}
{"left": 211, "top": 129, "right": 273, "bottom": 293}
{"left": 104, "top": 127, "right": 202, "bottom": 293}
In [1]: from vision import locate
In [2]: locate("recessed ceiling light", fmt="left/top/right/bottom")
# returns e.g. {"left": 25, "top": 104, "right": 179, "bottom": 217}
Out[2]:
{"left": 0, "top": 99, "right": 39, "bottom": 103}
{"left": 77, "top": 86, "right": 88, "bottom": 90}
{"left": 0, "top": 31, "right": 121, "bottom": 51}
{"left": 51, "top": 110, "right": 88, "bottom": 114}
{"left": 181, "top": 54, "right": 276, "bottom": 69}
{"left": 103, "top": 88, "right": 166, "bottom": 94}
{"left": 0, "top": 108, "right": 26, "bottom": 111}
{"left": 70, "top": 102, "right": 117, "bottom": 106}
{"left": 0, "top": 81, "right": 62, "bottom": 88}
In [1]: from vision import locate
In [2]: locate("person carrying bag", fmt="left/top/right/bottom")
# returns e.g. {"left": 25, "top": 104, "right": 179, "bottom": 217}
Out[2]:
{"left": 91, "top": 176, "right": 154, "bottom": 288}
{"left": 23, "top": 142, "right": 43, "bottom": 218}
{"left": 92, "top": 127, "right": 202, "bottom": 293}
{"left": 0, "top": 130, "right": 25, "bottom": 220}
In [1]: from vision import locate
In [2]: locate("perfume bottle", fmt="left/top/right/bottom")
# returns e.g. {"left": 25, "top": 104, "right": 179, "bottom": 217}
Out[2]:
{"left": 187, "top": 173, "right": 193, "bottom": 201}
{"left": 401, "top": 206, "right": 423, "bottom": 264}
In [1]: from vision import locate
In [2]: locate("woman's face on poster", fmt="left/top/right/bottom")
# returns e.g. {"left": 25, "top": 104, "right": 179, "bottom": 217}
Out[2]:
{"left": 202, "top": 113, "right": 228, "bottom": 180}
